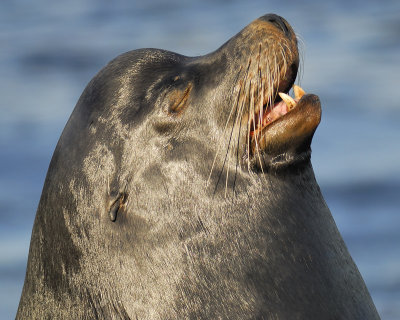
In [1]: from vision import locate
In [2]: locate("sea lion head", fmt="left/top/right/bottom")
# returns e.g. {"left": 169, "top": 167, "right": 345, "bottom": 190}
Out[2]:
{"left": 149, "top": 13, "right": 321, "bottom": 184}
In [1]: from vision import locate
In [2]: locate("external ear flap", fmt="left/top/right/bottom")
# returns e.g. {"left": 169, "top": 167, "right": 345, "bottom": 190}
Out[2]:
{"left": 108, "top": 191, "right": 127, "bottom": 222}
{"left": 168, "top": 83, "right": 192, "bottom": 115}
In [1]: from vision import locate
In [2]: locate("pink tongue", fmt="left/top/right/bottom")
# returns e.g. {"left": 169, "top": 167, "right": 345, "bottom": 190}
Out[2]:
{"left": 259, "top": 100, "right": 290, "bottom": 129}
{"left": 268, "top": 100, "right": 288, "bottom": 122}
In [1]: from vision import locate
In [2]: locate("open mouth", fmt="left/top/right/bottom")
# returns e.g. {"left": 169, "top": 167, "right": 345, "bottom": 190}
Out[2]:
{"left": 250, "top": 84, "right": 306, "bottom": 138}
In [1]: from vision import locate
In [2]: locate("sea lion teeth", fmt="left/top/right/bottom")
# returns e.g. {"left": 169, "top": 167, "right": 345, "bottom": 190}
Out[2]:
{"left": 293, "top": 84, "right": 306, "bottom": 100}
{"left": 278, "top": 92, "right": 296, "bottom": 110}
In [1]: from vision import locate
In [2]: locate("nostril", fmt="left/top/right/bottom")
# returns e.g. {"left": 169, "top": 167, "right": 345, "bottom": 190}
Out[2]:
{"left": 262, "top": 14, "right": 291, "bottom": 37}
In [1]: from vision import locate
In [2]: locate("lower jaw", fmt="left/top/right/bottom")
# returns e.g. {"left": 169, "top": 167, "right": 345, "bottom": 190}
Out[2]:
{"left": 247, "top": 91, "right": 322, "bottom": 173}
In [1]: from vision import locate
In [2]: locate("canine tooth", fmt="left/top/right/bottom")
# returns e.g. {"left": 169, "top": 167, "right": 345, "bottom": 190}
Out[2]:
{"left": 293, "top": 85, "right": 306, "bottom": 100}
{"left": 278, "top": 92, "right": 296, "bottom": 110}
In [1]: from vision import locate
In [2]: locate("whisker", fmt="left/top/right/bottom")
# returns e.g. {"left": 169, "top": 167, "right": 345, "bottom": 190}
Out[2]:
{"left": 235, "top": 59, "right": 252, "bottom": 174}
{"left": 296, "top": 34, "right": 305, "bottom": 86}
{"left": 207, "top": 67, "right": 243, "bottom": 188}
{"left": 250, "top": 75, "right": 266, "bottom": 175}
{"left": 273, "top": 54, "right": 279, "bottom": 99}
{"left": 211, "top": 60, "right": 249, "bottom": 195}
{"left": 223, "top": 75, "right": 245, "bottom": 197}
{"left": 232, "top": 97, "right": 244, "bottom": 195}
{"left": 231, "top": 61, "right": 254, "bottom": 196}
{"left": 223, "top": 96, "right": 240, "bottom": 197}
{"left": 256, "top": 44, "right": 263, "bottom": 143}
{"left": 279, "top": 44, "right": 287, "bottom": 75}
{"left": 239, "top": 59, "right": 253, "bottom": 178}
{"left": 246, "top": 76, "right": 252, "bottom": 172}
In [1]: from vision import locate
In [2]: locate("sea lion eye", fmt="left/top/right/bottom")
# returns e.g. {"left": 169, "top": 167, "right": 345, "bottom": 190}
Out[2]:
{"left": 167, "top": 83, "right": 192, "bottom": 115}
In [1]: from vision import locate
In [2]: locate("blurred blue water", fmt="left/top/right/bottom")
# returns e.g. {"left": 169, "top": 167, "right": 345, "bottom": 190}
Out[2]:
{"left": 1, "top": 1, "right": 399, "bottom": 319}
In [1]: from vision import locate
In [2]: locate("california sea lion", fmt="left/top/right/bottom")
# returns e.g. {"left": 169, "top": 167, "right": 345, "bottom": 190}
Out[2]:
{"left": 17, "top": 14, "right": 380, "bottom": 319}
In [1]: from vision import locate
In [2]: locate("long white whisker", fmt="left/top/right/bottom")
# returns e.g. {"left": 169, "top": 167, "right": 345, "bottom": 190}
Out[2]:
{"left": 207, "top": 67, "right": 243, "bottom": 187}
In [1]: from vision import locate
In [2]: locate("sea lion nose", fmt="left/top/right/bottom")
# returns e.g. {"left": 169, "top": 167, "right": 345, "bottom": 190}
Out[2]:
{"left": 261, "top": 14, "right": 291, "bottom": 37}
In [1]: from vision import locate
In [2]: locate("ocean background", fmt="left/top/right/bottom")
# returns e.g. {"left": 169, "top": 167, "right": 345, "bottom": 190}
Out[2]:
{"left": 1, "top": 0, "right": 399, "bottom": 318}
